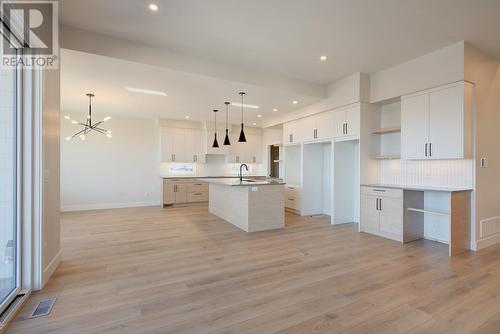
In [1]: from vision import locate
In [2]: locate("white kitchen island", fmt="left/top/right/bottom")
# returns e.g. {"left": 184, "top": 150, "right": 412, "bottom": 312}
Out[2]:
{"left": 206, "top": 178, "right": 285, "bottom": 232}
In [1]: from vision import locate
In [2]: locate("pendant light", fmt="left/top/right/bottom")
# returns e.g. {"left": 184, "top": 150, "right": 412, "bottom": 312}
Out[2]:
{"left": 223, "top": 102, "right": 231, "bottom": 146}
{"left": 212, "top": 109, "right": 219, "bottom": 148}
{"left": 238, "top": 92, "right": 247, "bottom": 142}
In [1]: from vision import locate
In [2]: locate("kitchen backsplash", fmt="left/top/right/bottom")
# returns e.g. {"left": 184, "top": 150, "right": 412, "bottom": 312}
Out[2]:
{"left": 380, "top": 159, "right": 474, "bottom": 189}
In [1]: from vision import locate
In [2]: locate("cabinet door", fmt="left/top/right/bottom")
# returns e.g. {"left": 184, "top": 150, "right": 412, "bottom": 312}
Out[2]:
{"left": 160, "top": 128, "right": 174, "bottom": 162}
{"left": 192, "top": 129, "right": 206, "bottom": 163}
{"left": 299, "top": 117, "right": 316, "bottom": 142}
{"left": 332, "top": 110, "right": 346, "bottom": 138}
{"left": 361, "top": 194, "right": 380, "bottom": 231}
{"left": 171, "top": 128, "right": 185, "bottom": 162}
{"left": 174, "top": 183, "right": 187, "bottom": 203}
{"left": 379, "top": 197, "right": 403, "bottom": 237}
{"left": 315, "top": 112, "right": 335, "bottom": 140}
{"left": 429, "top": 85, "right": 464, "bottom": 159}
{"left": 345, "top": 107, "right": 360, "bottom": 137}
{"left": 163, "top": 182, "right": 175, "bottom": 205}
{"left": 183, "top": 129, "right": 196, "bottom": 163}
{"left": 401, "top": 93, "right": 429, "bottom": 160}
{"left": 247, "top": 133, "right": 262, "bottom": 163}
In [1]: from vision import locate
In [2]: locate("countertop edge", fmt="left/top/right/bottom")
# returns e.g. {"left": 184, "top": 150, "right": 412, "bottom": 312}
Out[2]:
{"left": 361, "top": 184, "right": 473, "bottom": 192}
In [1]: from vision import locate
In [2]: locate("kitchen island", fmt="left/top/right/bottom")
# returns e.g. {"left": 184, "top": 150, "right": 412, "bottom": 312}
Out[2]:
{"left": 206, "top": 178, "right": 285, "bottom": 232}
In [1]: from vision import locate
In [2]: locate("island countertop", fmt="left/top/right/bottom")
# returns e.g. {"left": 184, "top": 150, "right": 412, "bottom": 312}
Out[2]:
{"left": 205, "top": 178, "right": 285, "bottom": 186}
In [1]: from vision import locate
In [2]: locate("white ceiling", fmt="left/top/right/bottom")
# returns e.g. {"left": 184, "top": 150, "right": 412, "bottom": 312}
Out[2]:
{"left": 60, "top": 49, "right": 322, "bottom": 124}
{"left": 60, "top": 0, "right": 500, "bottom": 85}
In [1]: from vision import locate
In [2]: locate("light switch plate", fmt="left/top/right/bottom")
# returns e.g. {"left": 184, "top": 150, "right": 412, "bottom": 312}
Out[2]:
{"left": 480, "top": 158, "right": 488, "bottom": 168}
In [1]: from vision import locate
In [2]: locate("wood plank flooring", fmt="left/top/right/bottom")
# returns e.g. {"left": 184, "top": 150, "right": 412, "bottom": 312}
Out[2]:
{"left": 7, "top": 205, "right": 500, "bottom": 333}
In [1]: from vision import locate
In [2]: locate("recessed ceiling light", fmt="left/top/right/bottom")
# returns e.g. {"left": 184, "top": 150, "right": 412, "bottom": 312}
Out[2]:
{"left": 272, "top": 108, "right": 278, "bottom": 112}
{"left": 257, "top": 114, "right": 262, "bottom": 118}
{"left": 252, "top": 122, "right": 257, "bottom": 126}
{"left": 231, "top": 102, "right": 259, "bottom": 109}
{"left": 185, "top": 116, "right": 190, "bottom": 119}
{"left": 292, "top": 100, "right": 299, "bottom": 105}
{"left": 320, "top": 55, "right": 328, "bottom": 61}
{"left": 125, "top": 87, "right": 167, "bottom": 96}
{"left": 149, "top": 3, "right": 159, "bottom": 11}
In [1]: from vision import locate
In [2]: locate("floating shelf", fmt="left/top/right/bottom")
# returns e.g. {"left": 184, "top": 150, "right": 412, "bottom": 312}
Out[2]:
{"left": 407, "top": 208, "right": 450, "bottom": 217}
{"left": 372, "top": 126, "right": 401, "bottom": 135}
{"left": 372, "top": 155, "right": 401, "bottom": 160}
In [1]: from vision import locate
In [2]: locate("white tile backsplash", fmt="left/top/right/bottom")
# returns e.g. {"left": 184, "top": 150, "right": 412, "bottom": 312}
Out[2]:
{"left": 380, "top": 159, "right": 474, "bottom": 189}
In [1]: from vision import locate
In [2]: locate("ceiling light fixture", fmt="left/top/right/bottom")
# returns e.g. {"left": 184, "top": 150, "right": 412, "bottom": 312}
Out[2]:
{"left": 231, "top": 102, "right": 259, "bottom": 109}
{"left": 125, "top": 87, "right": 167, "bottom": 96}
{"left": 64, "top": 93, "right": 112, "bottom": 141}
{"left": 238, "top": 92, "right": 247, "bottom": 143}
{"left": 223, "top": 102, "right": 231, "bottom": 146}
{"left": 252, "top": 122, "right": 257, "bottom": 126}
{"left": 148, "top": 3, "right": 159, "bottom": 11}
{"left": 320, "top": 55, "right": 328, "bottom": 61}
{"left": 212, "top": 109, "right": 219, "bottom": 148}
{"left": 273, "top": 108, "right": 278, "bottom": 112}
{"left": 292, "top": 100, "right": 299, "bottom": 105}
{"left": 257, "top": 114, "right": 262, "bottom": 118}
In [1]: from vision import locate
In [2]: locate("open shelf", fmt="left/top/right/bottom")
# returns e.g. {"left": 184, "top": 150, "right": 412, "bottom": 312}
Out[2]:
{"left": 372, "top": 126, "right": 401, "bottom": 135}
{"left": 407, "top": 208, "right": 450, "bottom": 217}
{"left": 372, "top": 155, "right": 401, "bottom": 160}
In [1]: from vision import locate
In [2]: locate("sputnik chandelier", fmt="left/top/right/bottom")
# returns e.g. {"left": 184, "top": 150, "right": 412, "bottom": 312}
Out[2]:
{"left": 64, "top": 93, "right": 112, "bottom": 141}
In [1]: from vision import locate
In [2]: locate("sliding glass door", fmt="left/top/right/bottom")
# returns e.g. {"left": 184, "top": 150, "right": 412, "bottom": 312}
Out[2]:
{"left": 0, "top": 33, "right": 20, "bottom": 314}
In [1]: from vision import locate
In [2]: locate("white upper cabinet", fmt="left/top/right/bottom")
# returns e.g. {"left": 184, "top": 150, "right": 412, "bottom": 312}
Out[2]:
{"left": 313, "top": 112, "right": 335, "bottom": 140}
{"left": 333, "top": 106, "right": 360, "bottom": 140}
{"left": 227, "top": 132, "right": 262, "bottom": 163}
{"left": 161, "top": 127, "right": 207, "bottom": 163}
{"left": 401, "top": 82, "right": 472, "bottom": 160}
{"left": 283, "top": 120, "right": 300, "bottom": 145}
{"left": 401, "top": 93, "right": 429, "bottom": 159}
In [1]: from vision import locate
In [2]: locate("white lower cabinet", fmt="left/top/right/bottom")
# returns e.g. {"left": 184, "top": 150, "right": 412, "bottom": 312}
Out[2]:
{"left": 360, "top": 187, "right": 403, "bottom": 241}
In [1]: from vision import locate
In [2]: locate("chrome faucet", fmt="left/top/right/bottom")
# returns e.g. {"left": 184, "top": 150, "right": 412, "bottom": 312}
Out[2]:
{"left": 239, "top": 164, "right": 249, "bottom": 182}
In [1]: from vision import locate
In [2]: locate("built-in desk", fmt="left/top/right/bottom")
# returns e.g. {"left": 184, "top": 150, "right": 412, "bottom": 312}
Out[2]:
{"left": 361, "top": 184, "right": 472, "bottom": 256}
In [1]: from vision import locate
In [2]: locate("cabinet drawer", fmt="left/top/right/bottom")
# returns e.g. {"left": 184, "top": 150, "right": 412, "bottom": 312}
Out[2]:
{"left": 285, "top": 196, "right": 301, "bottom": 210}
{"left": 187, "top": 191, "right": 208, "bottom": 203}
{"left": 361, "top": 186, "right": 402, "bottom": 199}
{"left": 284, "top": 186, "right": 301, "bottom": 199}
{"left": 187, "top": 182, "right": 208, "bottom": 193}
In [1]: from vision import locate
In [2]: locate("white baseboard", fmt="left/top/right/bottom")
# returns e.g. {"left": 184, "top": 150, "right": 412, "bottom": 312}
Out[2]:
{"left": 41, "top": 249, "right": 62, "bottom": 290}
{"left": 476, "top": 233, "right": 500, "bottom": 251}
{"left": 60, "top": 201, "right": 161, "bottom": 212}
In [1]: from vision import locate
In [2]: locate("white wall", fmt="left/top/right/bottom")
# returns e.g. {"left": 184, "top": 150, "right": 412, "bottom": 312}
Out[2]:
{"left": 370, "top": 42, "right": 465, "bottom": 103}
{"left": 264, "top": 73, "right": 367, "bottom": 127}
{"left": 40, "top": 68, "right": 61, "bottom": 288}
{"left": 465, "top": 43, "right": 500, "bottom": 250}
{"left": 61, "top": 113, "right": 162, "bottom": 211}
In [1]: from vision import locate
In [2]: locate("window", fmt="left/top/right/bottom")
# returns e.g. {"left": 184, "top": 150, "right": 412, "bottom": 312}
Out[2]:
{"left": 0, "top": 33, "right": 20, "bottom": 314}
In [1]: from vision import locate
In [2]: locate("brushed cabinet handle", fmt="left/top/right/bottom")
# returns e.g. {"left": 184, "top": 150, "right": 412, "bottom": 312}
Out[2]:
{"left": 379, "top": 198, "right": 382, "bottom": 211}
{"left": 376, "top": 198, "right": 379, "bottom": 211}
{"left": 425, "top": 143, "right": 428, "bottom": 157}
{"left": 429, "top": 143, "right": 432, "bottom": 157}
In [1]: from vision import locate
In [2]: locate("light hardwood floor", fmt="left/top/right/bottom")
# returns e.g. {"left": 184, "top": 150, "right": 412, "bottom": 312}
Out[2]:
{"left": 7, "top": 205, "right": 500, "bottom": 334}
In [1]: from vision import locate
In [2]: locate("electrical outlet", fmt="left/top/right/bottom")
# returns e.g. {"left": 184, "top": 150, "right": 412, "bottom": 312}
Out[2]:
{"left": 251, "top": 187, "right": 258, "bottom": 192}
{"left": 480, "top": 158, "right": 488, "bottom": 168}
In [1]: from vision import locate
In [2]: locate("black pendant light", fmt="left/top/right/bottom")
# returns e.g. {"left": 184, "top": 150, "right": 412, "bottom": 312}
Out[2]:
{"left": 238, "top": 92, "right": 247, "bottom": 142}
{"left": 223, "top": 102, "right": 231, "bottom": 145}
{"left": 212, "top": 109, "right": 219, "bottom": 148}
